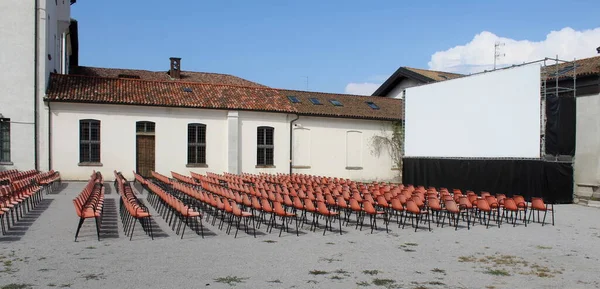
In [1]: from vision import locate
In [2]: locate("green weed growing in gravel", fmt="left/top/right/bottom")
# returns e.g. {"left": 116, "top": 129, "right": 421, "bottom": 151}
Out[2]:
{"left": 214, "top": 276, "right": 248, "bottom": 286}
{"left": 363, "top": 270, "right": 381, "bottom": 275}
{"left": 309, "top": 270, "right": 329, "bottom": 275}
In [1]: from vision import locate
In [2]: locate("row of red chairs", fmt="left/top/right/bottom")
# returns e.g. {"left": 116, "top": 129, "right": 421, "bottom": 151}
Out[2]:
{"left": 181, "top": 172, "right": 350, "bottom": 236}
{"left": 0, "top": 170, "right": 39, "bottom": 185}
{"left": 72, "top": 171, "right": 105, "bottom": 241}
{"left": 0, "top": 176, "right": 44, "bottom": 236}
{"left": 114, "top": 171, "right": 153, "bottom": 240}
{"left": 35, "top": 170, "right": 62, "bottom": 194}
{"left": 140, "top": 173, "right": 202, "bottom": 239}
{"left": 199, "top": 172, "right": 555, "bottom": 233}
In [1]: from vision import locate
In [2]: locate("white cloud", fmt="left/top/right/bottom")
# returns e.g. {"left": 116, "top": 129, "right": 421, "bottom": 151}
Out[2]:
{"left": 428, "top": 27, "right": 600, "bottom": 74}
{"left": 344, "top": 82, "right": 380, "bottom": 95}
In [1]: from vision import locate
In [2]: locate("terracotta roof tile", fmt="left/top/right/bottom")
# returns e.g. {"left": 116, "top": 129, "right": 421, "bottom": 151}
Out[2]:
{"left": 280, "top": 89, "right": 402, "bottom": 120}
{"left": 72, "top": 66, "right": 266, "bottom": 87}
{"left": 46, "top": 74, "right": 403, "bottom": 121}
{"left": 543, "top": 55, "right": 600, "bottom": 80}
{"left": 46, "top": 74, "right": 293, "bottom": 113}
{"left": 404, "top": 67, "right": 464, "bottom": 81}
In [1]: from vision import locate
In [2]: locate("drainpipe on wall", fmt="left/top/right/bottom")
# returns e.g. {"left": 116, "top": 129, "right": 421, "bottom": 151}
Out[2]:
{"left": 289, "top": 114, "right": 300, "bottom": 175}
{"left": 33, "top": 0, "right": 40, "bottom": 171}
{"left": 48, "top": 100, "right": 52, "bottom": 170}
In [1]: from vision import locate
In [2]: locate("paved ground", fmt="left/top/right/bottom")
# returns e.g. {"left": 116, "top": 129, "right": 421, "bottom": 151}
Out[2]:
{"left": 1, "top": 181, "right": 599, "bottom": 289}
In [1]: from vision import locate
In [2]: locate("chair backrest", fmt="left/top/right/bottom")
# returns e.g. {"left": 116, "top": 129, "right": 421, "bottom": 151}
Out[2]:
{"left": 444, "top": 199, "right": 460, "bottom": 213}
{"left": 405, "top": 200, "right": 420, "bottom": 214}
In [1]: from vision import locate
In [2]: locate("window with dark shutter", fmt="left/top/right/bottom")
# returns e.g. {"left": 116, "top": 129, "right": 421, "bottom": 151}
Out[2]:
{"left": 187, "top": 123, "right": 206, "bottom": 165}
{"left": 0, "top": 119, "right": 10, "bottom": 163}
{"left": 257, "top": 126, "right": 274, "bottom": 166}
{"left": 79, "top": 119, "right": 101, "bottom": 163}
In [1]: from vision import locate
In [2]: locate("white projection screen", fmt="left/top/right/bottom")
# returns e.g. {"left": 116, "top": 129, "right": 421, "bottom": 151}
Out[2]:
{"left": 404, "top": 64, "right": 541, "bottom": 158}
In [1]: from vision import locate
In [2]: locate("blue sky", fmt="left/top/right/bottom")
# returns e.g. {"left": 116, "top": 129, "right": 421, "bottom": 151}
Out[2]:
{"left": 72, "top": 0, "right": 600, "bottom": 94}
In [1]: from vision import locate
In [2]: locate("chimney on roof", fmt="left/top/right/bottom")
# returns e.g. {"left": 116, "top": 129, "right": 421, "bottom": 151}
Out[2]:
{"left": 169, "top": 57, "right": 181, "bottom": 79}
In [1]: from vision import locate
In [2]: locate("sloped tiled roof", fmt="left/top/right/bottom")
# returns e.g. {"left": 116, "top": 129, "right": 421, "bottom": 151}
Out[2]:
{"left": 543, "top": 55, "right": 600, "bottom": 80}
{"left": 404, "top": 67, "right": 464, "bottom": 81}
{"left": 46, "top": 74, "right": 293, "bottom": 113}
{"left": 280, "top": 89, "right": 402, "bottom": 120}
{"left": 46, "top": 74, "right": 403, "bottom": 121}
{"left": 73, "top": 66, "right": 266, "bottom": 88}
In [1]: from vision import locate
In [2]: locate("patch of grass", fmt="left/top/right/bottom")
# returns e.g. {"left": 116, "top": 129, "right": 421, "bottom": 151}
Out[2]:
{"left": 485, "top": 286, "right": 496, "bottom": 289}
{"left": 362, "top": 270, "right": 381, "bottom": 275}
{"left": 403, "top": 248, "right": 416, "bottom": 252}
{"left": 483, "top": 268, "right": 510, "bottom": 276}
{"left": 3, "top": 260, "right": 12, "bottom": 267}
{"left": 356, "top": 281, "right": 370, "bottom": 286}
{"left": 413, "top": 286, "right": 429, "bottom": 289}
{"left": 309, "top": 270, "right": 329, "bottom": 275}
{"left": 1, "top": 284, "right": 32, "bottom": 289}
{"left": 326, "top": 242, "right": 335, "bottom": 245}
{"left": 348, "top": 241, "right": 356, "bottom": 244}
{"left": 47, "top": 284, "right": 56, "bottom": 287}
{"left": 536, "top": 245, "right": 552, "bottom": 250}
{"left": 428, "top": 281, "right": 445, "bottom": 285}
{"left": 372, "top": 278, "right": 396, "bottom": 286}
{"left": 458, "top": 256, "right": 477, "bottom": 262}
{"left": 266, "top": 279, "right": 281, "bottom": 283}
{"left": 319, "top": 257, "right": 342, "bottom": 263}
{"left": 85, "top": 246, "right": 96, "bottom": 249}
{"left": 404, "top": 242, "right": 418, "bottom": 246}
{"left": 59, "top": 284, "right": 72, "bottom": 288}
{"left": 214, "top": 276, "right": 248, "bottom": 286}
{"left": 262, "top": 240, "right": 277, "bottom": 243}
{"left": 306, "top": 280, "right": 318, "bottom": 284}
{"left": 330, "top": 275, "right": 344, "bottom": 280}
{"left": 38, "top": 257, "right": 46, "bottom": 261}
{"left": 38, "top": 268, "right": 52, "bottom": 272}
{"left": 431, "top": 268, "right": 446, "bottom": 274}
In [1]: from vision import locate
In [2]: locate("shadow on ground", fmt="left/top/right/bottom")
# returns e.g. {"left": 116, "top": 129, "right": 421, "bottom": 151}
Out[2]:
{"left": 0, "top": 199, "right": 54, "bottom": 242}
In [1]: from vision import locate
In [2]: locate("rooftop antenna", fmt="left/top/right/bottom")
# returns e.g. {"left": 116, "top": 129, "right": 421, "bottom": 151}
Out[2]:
{"left": 494, "top": 42, "right": 505, "bottom": 70}
{"left": 304, "top": 76, "right": 309, "bottom": 91}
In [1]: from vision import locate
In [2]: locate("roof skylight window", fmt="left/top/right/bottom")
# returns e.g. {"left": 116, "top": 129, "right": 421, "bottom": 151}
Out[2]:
{"left": 330, "top": 99, "right": 343, "bottom": 106}
{"left": 287, "top": 95, "right": 301, "bottom": 103}
{"left": 366, "top": 101, "right": 380, "bottom": 110}
{"left": 309, "top": 98, "right": 322, "bottom": 105}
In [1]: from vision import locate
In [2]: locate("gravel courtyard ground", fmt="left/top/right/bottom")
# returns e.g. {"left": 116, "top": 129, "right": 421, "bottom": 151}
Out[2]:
{"left": 1, "top": 181, "right": 599, "bottom": 289}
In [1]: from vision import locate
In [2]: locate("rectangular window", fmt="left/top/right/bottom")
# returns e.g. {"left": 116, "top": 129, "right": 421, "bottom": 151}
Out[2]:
{"left": 287, "top": 95, "right": 301, "bottom": 103}
{"left": 79, "top": 119, "right": 101, "bottom": 163}
{"left": 188, "top": 123, "right": 206, "bottom": 164}
{"left": 309, "top": 98, "right": 322, "bottom": 105}
{"left": 366, "top": 101, "right": 380, "bottom": 110}
{"left": 257, "top": 126, "right": 274, "bottom": 166}
{"left": 0, "top": 119, "right": 10, "bottom": 163}
{"left": 330, "top": 99, "right": 343, "bottom": 106}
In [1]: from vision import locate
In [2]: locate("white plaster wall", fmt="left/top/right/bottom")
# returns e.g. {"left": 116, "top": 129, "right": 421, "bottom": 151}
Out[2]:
{"left": 292, "top": 116, "right": 397, "bottom": 182}
{"left": 574, "top": 92, "right": 600, "bottom": 199}
{"left": 387, "top": 78, "right": 421, "bottom": 99}
{"left": 51, "top": 103, "right": 229, "bottom": 181}
{"left": 238, "top": 111, "right": 291, "bottom": 175}
{"left": 0, "top": 0, "right": 36, "bottom": 169}
{"left": 0, "top": 0, "right": 70, "bottom": 171}
{"left": 39, "top": 0, "right": 71, "bottom": 171}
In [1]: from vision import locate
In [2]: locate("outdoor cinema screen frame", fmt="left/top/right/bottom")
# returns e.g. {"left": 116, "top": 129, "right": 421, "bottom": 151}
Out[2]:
{"left": 403, "top": 64, "right": 542, "bottom": 158}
